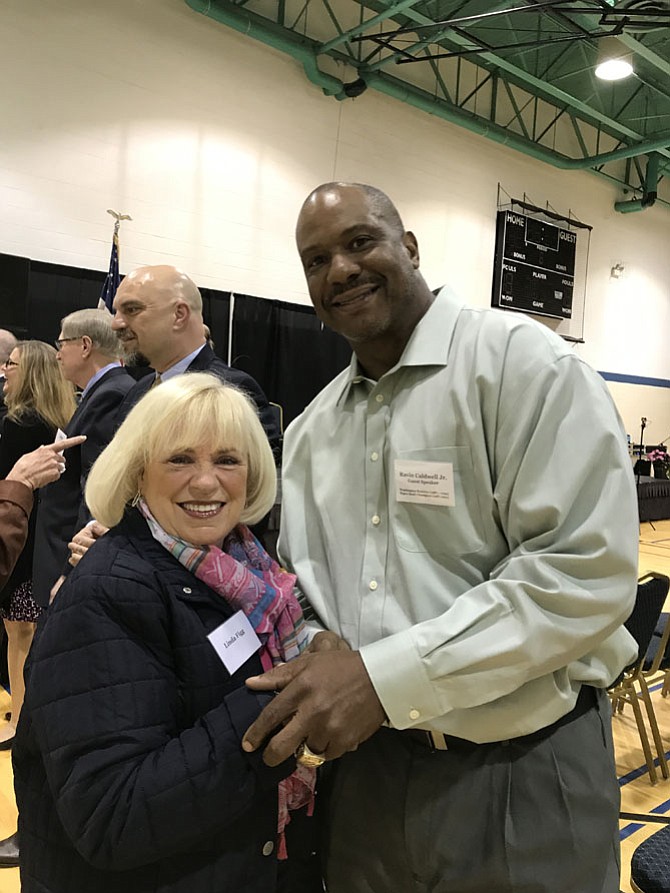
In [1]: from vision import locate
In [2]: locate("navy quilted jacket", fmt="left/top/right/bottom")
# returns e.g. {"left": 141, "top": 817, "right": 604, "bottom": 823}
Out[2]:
{"left": 14, "top": 508, "right": 295, "bottom": 893}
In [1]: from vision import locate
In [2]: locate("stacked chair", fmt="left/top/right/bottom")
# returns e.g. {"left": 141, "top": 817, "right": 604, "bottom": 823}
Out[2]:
{"left": 608, "top": 572, "right": 670, "bottom": 784}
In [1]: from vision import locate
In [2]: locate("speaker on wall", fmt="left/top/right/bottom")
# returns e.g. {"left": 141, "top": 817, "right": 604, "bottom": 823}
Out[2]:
{"left": 0, "top": 253, "right": 30, "bottom": 336}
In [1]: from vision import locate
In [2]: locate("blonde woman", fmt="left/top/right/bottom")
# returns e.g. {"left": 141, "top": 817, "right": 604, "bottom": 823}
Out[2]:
{"left": 0, "top": 340, "right": 75, "bottom": 748}
{"left": 14, "top": 373, "right": 316, "bottom": 893}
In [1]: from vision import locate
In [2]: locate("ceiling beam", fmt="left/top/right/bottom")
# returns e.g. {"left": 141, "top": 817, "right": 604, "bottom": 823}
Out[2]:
{"left": 184, "top": 0, "right": 670, "bottom": 197}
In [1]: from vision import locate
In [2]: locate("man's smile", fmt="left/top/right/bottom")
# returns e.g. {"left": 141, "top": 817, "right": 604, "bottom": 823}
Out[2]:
{"left": 330, "top": 283, "right": 380, "bottom": 310}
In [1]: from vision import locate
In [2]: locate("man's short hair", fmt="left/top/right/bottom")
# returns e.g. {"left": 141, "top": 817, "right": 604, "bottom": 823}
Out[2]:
{"left": 302, "top": 183, "right": 406, "bottom": 237}
{"left": 60, "top": 309, "right": 121, "bottom": 359}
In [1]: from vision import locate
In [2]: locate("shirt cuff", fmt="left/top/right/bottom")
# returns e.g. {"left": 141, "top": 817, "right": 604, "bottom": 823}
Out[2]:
{"left": 304, "top": 619, "right": 325, "bottom": 644}
{"left": 359, "top": 629, "right": 445, "bottom": 730}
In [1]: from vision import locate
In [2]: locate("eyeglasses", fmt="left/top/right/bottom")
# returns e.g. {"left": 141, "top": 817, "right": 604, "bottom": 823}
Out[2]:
{"left": 2, "top": 359, "right": 19, "bottom": 368}
{"left": 54, "top": 337, "right": 81, "bottom": 350}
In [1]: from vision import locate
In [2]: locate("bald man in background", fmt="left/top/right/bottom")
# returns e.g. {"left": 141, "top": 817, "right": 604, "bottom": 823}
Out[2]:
{"left": 111, "top": 265, "right": 279, "bottom": 448}
{"left": 67, "top": 265, "right": 280, "bottom": 563}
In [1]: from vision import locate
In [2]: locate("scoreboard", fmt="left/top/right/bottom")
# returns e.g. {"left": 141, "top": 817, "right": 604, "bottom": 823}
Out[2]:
{"left": 491, "top": 209, "right": 577, "bottom": 320}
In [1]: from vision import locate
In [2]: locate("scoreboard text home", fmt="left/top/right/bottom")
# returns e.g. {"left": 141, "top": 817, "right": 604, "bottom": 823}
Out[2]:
{"left": 491, "top": 209, "right": 577, "bottom": 320}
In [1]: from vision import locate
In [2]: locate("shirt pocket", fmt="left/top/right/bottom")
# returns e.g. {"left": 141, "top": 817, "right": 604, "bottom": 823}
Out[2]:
{"left": 392, "top": 446, "right": 486, "bottom": 557}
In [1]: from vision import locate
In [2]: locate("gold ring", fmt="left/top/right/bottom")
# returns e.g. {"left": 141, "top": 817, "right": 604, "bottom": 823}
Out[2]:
{"left": 295, "top": 741, "right": 326, "bottom": 768}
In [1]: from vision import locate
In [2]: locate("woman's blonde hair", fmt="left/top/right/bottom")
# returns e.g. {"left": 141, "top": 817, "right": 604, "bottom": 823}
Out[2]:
{"left": 86, "top": 373, "right": 277, "bottom": 529}
{"left": 6, "top": 340, "right": 76, "bottom": 430}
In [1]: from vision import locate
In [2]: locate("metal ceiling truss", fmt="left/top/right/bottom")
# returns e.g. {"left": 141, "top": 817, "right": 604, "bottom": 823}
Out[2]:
{"left": 185, "top": 0, "right": 670, "bottom": 210}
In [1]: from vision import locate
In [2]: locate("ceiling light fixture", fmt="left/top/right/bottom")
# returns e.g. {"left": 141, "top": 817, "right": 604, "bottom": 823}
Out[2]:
{"left": 595, "top": 36, "right": 634, "bottom": 80}
{"left": 611, "top": 262, "right": 625, "bottom": 279}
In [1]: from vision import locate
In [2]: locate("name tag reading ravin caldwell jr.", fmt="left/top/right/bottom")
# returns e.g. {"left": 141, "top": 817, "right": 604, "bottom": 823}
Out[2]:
{"left": 207, "top": 610, "right": 262, "bottom": 675}
{"left": 394, "top": 460, "right": 455, "bottom": 507}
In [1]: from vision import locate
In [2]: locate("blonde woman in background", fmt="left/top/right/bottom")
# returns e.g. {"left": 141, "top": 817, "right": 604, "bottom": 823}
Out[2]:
{"left": 0, "top": 340, "right": 75, "bottom": 748}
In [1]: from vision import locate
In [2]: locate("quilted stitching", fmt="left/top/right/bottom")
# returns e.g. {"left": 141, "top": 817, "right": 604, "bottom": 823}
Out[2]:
{"left": 15, "top": 510, "right": 293, "bottom": 893}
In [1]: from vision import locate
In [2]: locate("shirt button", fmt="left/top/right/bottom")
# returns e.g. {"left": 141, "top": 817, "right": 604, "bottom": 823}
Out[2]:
{"left": 262, "top": 841, "right": 274, "bottom": 856}
{"left": 182, "top": 587, "right": 192, "bottom": 594}
{"left": 370, "top": 451, "right": 379, "bottom": 461}
{"left": 371, "top": 515, "right": 381, "bottom": 526}
{"left": 369, "top": 580, "right": 378, "bottom": 591}
{"left": 409, "top": 708, "right": 420, "bottom": 721}
{"left": 375, "top": 394, "right": 384, "bottom": 404}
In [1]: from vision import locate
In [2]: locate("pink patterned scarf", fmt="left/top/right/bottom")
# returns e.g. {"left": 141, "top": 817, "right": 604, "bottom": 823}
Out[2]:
{"left": 138, "top": 500, "right": 314, "bottom": 858}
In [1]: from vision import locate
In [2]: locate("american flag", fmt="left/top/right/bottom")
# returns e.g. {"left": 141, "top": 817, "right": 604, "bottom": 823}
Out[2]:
{"left": 98, "top": 223, "right": 120, "bottom": 312}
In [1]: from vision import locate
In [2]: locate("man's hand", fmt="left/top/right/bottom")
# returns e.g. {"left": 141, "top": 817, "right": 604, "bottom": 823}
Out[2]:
{"left": 306, "top": 631, "right": 352, "bottom": 654}
{"left": 49, "top": 575, "right": 66, "bottom": 603}
{"left": 242, "top": 650, "right": 386, "bottom": 766}
{"left": 68, "top": 520, "right": 109, "bottom": 566}
{"left": 6, "top": 436, "right": 86, "bottom": 490}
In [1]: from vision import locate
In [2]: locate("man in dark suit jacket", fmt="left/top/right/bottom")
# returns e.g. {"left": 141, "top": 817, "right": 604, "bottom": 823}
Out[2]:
{"left": 66, "top": 265, "right": 281, "bottom": 567}
{"left": 112, "top": 265, "right": 280, "bottom": 456}
{"left": 32, "top": 310, "right": 134, "bottom": 607}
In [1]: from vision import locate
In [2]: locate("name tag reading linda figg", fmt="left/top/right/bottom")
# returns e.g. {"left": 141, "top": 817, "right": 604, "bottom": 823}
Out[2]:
{"left": 394, "top": 460, "right": 456, "bottom": 507}
{"left": 207, "top": 610, "right": 262, "bottom": 675}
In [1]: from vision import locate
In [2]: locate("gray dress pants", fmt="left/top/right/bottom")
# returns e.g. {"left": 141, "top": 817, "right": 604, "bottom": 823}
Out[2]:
{"left": 321, "top": 689, "right": 620, "bottom": 893}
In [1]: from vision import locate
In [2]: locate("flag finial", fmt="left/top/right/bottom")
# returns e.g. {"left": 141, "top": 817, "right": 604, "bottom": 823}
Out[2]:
{"left": 99, "top": 211, "right": 131, "bottom": 312}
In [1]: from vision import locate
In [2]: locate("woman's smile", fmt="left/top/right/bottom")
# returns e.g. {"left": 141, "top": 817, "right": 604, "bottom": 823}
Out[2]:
{"left": 179, "top": 501, "right": 225, "bottom": 518}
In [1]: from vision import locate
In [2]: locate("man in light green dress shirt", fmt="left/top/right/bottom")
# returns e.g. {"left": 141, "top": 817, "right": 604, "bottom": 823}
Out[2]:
{"left": 244, "top": 183, "right": 639, "bottom": 892}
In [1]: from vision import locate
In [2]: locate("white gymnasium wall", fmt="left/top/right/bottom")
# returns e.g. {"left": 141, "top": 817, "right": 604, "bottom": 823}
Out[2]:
{"left": 1, "top": 0, "right": 669, "bottom": 440}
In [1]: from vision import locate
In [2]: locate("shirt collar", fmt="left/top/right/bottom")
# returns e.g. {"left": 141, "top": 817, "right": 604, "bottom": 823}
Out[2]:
{"left": 159, "top": 345, "right": 206, "bottom": 383}
{"left": 81, "top": 362, "right": 122, "bottom": 400}
{"left": 335, "top": 286, "right": 465, "bottom": 406}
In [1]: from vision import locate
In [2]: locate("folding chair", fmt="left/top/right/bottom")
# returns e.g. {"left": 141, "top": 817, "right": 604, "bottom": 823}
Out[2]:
{"left": 641, "top": 610, "right": 670, "bottom": 701}
{"left": 608, "top": 572, "right": 670, "bottom": 784}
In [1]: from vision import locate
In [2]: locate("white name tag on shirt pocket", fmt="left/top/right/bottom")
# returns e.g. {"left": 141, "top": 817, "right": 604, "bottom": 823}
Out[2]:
{"left": 207, "top": 610, "right": 262, "bottom": 675}
{"left": 394, "top": 460, "right": 455, "bottom": 507}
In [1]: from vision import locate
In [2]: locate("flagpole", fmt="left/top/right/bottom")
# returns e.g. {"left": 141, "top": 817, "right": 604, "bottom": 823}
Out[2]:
{"left": 99, "top": 210, "right": 132, "bottom": 312}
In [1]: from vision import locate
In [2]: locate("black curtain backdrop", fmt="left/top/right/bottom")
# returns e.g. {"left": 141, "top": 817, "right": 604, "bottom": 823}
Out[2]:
{"left": 0, "top": 255, "right": 30, "bottom": 336}
{"left": 200, "top": 287, "right": 231, "bottom": 362}
{"left": 0, "top": 253, "right": 350, "bottom": 427}
{"left": 231, "top": 293, "right": 351, "bottom": 427}
{"left": 27, "top": 260, "right": 107, "bottom": 341}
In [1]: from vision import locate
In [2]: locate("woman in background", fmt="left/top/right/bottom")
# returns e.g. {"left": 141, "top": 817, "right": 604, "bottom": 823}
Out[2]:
{"left": 0, "top": 341, "right": 75, "bottom": 748}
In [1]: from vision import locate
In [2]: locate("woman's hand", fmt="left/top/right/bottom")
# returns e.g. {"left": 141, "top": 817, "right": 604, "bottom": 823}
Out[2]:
{"left": 6, "top": 436, "right": 86, "bottom": 490}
